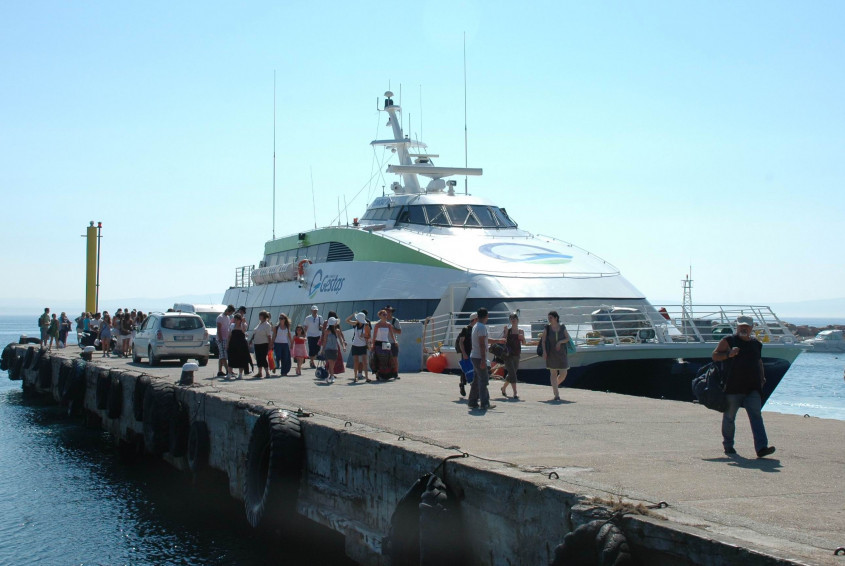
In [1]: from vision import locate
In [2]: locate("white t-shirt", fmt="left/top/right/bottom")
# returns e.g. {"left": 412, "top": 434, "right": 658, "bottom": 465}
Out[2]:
{"left": 252, "top": 321, "right": 273, "bottom": 345}
{"left": 216, "top": 314, "right": 231, "bottom": 341}
{"left": 304, "top": 315, "right": 323, "bottom": 338}
{"left": 274, "top": 325, "right": 290, "bottom": 344}
{"left": 470, "top": 321, "right": 488, "bottom": 361}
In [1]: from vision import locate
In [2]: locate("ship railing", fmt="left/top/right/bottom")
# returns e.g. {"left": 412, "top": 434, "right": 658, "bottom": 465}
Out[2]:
{"left": 234, "top": 265, "right": 254, "bottom": 288}
{"left": 422, "top": 304, "right": 797, "bottom": 354}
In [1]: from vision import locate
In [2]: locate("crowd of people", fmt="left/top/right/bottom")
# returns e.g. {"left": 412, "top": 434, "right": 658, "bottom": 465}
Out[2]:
{"left": 37, "top": 307, "right": 148, "bottom": 357}
{"left": 215, "top": 304, "right": 402, "bottom": 384}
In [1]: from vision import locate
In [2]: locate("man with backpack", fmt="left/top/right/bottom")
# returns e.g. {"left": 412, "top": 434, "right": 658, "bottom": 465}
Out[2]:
{"left": 455, "top": 312, "right": 478, "bottom": 397}
{"left": 712, "top": 315, "right": 775, "bottom": 458}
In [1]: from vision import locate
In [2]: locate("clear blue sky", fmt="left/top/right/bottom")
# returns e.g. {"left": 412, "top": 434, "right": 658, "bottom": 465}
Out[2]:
{"left": 1, "top": 0, "right": 843, "bottom": 313}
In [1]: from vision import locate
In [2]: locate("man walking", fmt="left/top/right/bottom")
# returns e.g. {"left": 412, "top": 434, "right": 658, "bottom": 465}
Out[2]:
{"left": 467, "top": 308, "right": 495, "bottom": 411}
{"left": 216, "top": 305, "right": 234, "bottom": 377}
{"left": 304, "top": 306, "right": 323, "bottom": 369}
{"left": 39, "top": 308, "right": 51, "bottom": 346}
{"left": 457, "top": 312, "right": 478, "bottom": 396}
{"left": 713, "top": 315, "right": 775, "bottom": 458}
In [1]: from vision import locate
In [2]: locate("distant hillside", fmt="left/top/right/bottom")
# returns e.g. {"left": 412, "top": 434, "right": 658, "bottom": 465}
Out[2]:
{"left": 0, "top": 293, "right": 224, "bottom": 316}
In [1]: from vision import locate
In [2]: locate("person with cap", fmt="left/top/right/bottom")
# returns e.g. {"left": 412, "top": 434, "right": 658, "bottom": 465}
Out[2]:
{"left": 303, "top": 306, "right": 323, "bottom": 369}
{"left": 712, "top": 315, "right": 775, "bottom": 458}
{"left": 385, "top": 305, "right": 402, "bottom": 377}
{"left": 456, "top": 312, "right": 478, "bottom": 396}
{"left": 346, "top": 312, "right": 372, "bottom": 382}
{"left": 320, "top": 316, "right": 347, "bottom": 383}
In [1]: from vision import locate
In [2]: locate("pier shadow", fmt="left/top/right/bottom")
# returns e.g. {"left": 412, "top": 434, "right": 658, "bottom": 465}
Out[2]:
{"left": 702, "top": 455, "right": 782, "bottom": 472}
{"left": 539, "top": 399, "right": 574, "bottom": 405}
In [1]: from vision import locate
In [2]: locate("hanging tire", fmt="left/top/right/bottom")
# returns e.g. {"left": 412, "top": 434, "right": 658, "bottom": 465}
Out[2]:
{"left": 168, "top": 400, "right": 190, "bottom": 457}
{"left": 38, "top": 356, "right": 52, "bottom": 389}
{"left": 243, "top": 409, "right": 303, "bottom": 530}
{"left": 0, "top": 343, "right": 15, "bottom": 371}
{"left": 22, "top": 346, "right": 35, "bottom": 370}
{"left": 143, "top": 381, "right": 176, "bottom": 455}
{"left": 551, "top": 519, "right": 635, "bottom": 566}
{"left": 96, "top": 369, "right": 111, "bottom": 410}
{"left": 57, "top": 362, "right": 73, "bottom": 400}
{"left": 107, "top": 375, "right": 123, "bottom": 419}
{"left": 133, "top": 375, "right": 151, "bottom": 421}
{"left": 64, "top": 361, "right": 87, "bottom": 405}
{"left": 9, "top": 356, "right": 24, "bottom": 381}
{"left": 187, "top": 420, "right": 210, "bottom": 474}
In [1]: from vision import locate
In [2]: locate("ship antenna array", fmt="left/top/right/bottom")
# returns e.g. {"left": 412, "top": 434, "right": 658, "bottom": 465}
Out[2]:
{"left": 310, "top": 166, "right": 317, "bottom": 229}
{"left": 463, "top": 31, "right": 468, "bottom": 195}
{"left": 272, "top": 70, "right": 276, "bottom": 240}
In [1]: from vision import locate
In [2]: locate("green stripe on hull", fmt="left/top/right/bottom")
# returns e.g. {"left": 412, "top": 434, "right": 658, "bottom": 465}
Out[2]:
{"left": 264, "top": 228, "right": 457, "bottom": 269}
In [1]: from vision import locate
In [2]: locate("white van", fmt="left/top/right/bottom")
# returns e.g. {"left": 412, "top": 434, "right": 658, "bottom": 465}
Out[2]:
{"left": 173, "top": 303, "right": 227, "bottom": 357}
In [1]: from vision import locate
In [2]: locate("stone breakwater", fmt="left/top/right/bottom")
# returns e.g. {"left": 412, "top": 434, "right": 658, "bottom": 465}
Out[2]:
{"left": 2, "top": 342, "right": 843, "bottom": 566}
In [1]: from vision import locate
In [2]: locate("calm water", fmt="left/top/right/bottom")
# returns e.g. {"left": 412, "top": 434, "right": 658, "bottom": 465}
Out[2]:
{"left": 0, "top": 316, "right": 353, "bottom": 566}
{"left": 2, "top": 316, "right": 844, "bottom": 565}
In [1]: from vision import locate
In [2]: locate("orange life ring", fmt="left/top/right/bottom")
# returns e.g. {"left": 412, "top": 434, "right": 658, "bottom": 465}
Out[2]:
{"left": 297, "top": 259, "right": 311, "bottom": 277}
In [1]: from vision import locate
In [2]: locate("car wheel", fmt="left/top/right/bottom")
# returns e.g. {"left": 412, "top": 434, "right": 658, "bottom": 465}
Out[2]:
{"left": 198, "top": 357, "right": 208, "bottom": 367}
{"left": 148, "top": 346, "right": 159, "bottom": 367}
{"left": 133, "top": 349, "right": 142, "bottom": 363}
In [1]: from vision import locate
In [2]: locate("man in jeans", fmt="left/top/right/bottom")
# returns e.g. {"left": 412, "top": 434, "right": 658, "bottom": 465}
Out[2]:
{"left": 467, "top": 308, "right": 495, "bottom": 411}
{"left": 712, "top": 315, "right": 775, "bottom": 458}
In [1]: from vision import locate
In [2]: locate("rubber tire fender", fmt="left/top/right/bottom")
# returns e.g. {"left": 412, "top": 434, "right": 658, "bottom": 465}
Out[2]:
{"left": 65, "top": 361, "right": 87, "bottom": 404}
{"left": 9, "top": 356, "right": 24, "bottom": 381}
{"left": 107, "top": 373, "right": 123, "bottom": 419}
{"left": 133, "top": 375, "right": 151, "bottom": 421}
{"left": 187, "top": 420, "right": 211, "bottom": 474}
{"left": 143, "top": 381, "right": 176, "bottom": 455}
{"left": 0, "top": 343, "right": 14, "bottom": 371}
{"left": 22, "top": 346, "right": 35, "bottom": 370}
{"left": 58, "top": 362, "right": 73, "bottom": 401}
{"left": 37, "top": 356, "right": 52, "bottom": 389}
{"left": 168, "top": 400, "right": 190, "bottom": 457}
{"left": 551, "top": 519, "right": 637, "bottom": 566}
{"left": 243, "top": 409, "right": 303, "bottom": 530}
{"left": 95, "top": 368, "right": 111, "bottom": 410}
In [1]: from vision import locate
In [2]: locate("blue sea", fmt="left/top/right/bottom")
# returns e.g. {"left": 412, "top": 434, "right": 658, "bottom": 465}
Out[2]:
{"left": 0, "top": 316, "right": 353, "bottom": 566}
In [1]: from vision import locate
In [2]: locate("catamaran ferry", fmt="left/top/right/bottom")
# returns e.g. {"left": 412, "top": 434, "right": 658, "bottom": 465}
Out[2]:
{"left": 223, "top": 91, "right": 801, "bottom": 403}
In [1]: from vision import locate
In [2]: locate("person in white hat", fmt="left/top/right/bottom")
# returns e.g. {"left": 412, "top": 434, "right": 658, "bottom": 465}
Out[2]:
{"left": 712, "top": 315, "right": 775, "bottom": 458}
{"left": 320, "top": 316, "right": 346, "bottom": 383}
{"left": 346, "top": 311, "right": 372, "bottom": 382}
{"left": 303, "top": 305, "right": 323, "bottom": 369}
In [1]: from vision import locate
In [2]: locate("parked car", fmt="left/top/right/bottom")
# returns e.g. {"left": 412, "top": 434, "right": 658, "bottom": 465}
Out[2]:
{"left": 133, "top": 312, "right": 210, "bottom": 366}
{"left": 173, "top": 303, "right": 227, "bottom": 357}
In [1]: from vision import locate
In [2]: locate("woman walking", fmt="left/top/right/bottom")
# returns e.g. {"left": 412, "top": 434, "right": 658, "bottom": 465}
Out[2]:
{"left": 120, "top": 312, "right": 133, "bottom": 357}
{"left": 272, "top": 313, "right": 293, "bottom": 376}
{"left": 498, "top": 312, "right": 525, "bottom": 399}
{"left": 347, "top": 312, "right": 371, "bottom": 382}
{"left": 59, "top": 312, "right": 72, "bottom": 348}
{"left": 249, "top": 311, "right": 274, "bottom": 379}
{"left": 370, "top": 309, "right": 397, "bottom": 379}
{"left": 292, "top": 326, "right": 308, "bottom": 375}
{"left": 47, "top": 314, "right": 59, "bottom": 350}
{"left": 99, "top": 312, "right": 113, "bottom": 357}
{"left": 320, "top": 317, "right": 346, "bottom": 383}
{"left": 541, "top": 311, "right": 571, "bottom": 401}
{"left": 227, "top": 312, "right": 251, "bottom": 379}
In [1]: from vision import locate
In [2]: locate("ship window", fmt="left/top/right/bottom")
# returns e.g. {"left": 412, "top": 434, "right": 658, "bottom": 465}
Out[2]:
{"left": 425, "top": 205, "right": 450, "bottom": 226}
{"left": 446, "top": 205, "right": 470, "bottom": 225}
{"left": 315, "top": 243, "right": 330, "bottom": 263}
{"left": 471, "top": 205, "right": 497, "bottom": 227}
{"left": 327, "top": 241, "right": 354, "bottom": 262}
{"left": 494, "top": 207, "right": 516, "bottom": 228}
{"left": 405, "top": 206, "right": 426, "bottom": 224}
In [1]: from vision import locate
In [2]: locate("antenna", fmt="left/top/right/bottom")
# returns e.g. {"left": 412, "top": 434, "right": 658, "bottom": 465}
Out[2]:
{"left": 310, "top": 166, "right": 317, "bottom": 229}
{"left": 343, "top": 195, "right": 349, "bottom": 225}
{"left": 682, "top": 267, "right": 694, "bottom": 318}
{"left": 419, "top": 84, "right": 423, "bottom": 143}
{"left": 272, "top": 70, "right": 276, "bottom": 240}
{"left": 463, "top": 31, "right": 468, "bottom": 195}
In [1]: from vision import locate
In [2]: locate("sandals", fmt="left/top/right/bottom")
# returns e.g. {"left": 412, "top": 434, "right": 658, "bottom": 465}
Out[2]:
{"left": 501, "top": 387, "right": 508, "bottom": 397}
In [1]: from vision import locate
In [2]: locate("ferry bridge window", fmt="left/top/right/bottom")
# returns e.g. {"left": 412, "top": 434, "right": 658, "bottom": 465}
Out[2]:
{"left": 424, "top": 205, "right": 449, "bottom": 226}
{"left": 397, "top": 205, "right": 518, "bottom": 228}
{"left": 446, "top": 205, "right": 470, "bottom": 225}
{"left": 471, "top": 205, "right": 497, "bottom": 227}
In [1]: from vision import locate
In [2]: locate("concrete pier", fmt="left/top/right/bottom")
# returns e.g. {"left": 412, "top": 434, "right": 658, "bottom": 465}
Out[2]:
{"left": 6, "top": 344, "right": 845, "bottom": 565}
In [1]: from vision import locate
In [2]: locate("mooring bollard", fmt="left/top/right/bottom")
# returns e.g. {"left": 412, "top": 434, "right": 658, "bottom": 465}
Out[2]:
{"left": 179, "top": 362, "right": 199, "bottom": 386}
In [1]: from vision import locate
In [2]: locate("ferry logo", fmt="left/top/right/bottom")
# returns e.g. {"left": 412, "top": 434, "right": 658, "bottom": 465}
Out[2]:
{"left": 478, "top": 243, "right": 573, "bottom": 264}
{"left": 308, "top": 269, "right": 345, "bottom": 298}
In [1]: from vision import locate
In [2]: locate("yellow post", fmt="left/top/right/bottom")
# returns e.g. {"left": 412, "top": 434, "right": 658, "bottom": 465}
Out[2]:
{"left": 85, "top": 222, "right": 97, "bottom": 313}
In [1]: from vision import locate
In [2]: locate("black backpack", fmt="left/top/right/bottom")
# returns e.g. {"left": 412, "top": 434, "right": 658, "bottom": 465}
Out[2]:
{"left": 454, "top": 326, "right": 471, "bottom": 356}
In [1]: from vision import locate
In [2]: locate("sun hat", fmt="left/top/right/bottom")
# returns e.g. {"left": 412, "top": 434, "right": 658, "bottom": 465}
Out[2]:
{"left": 328, "top": 317, "right": 338, "bottom": 326}
{"left": 735, "top": 315, "right": 754, "bottom": 327}
{"left": 355, "top": 312, "right": 367, "bottom": 324}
